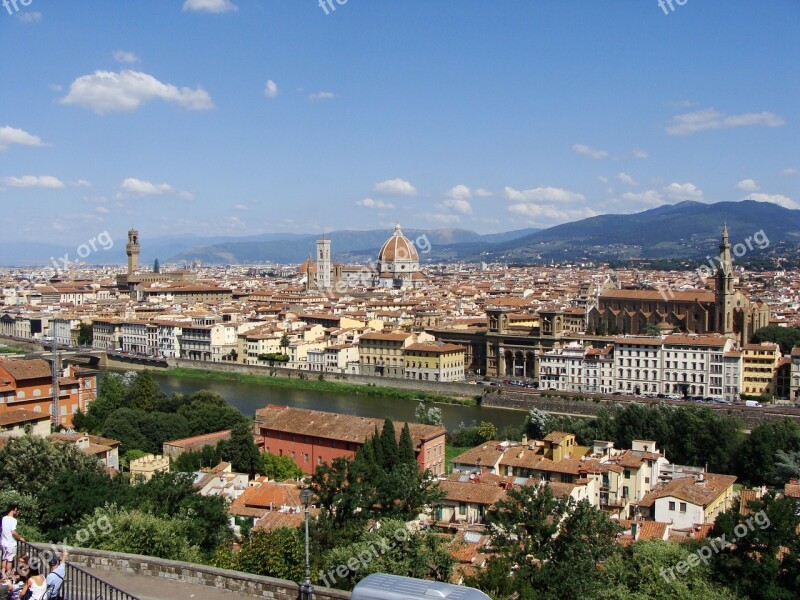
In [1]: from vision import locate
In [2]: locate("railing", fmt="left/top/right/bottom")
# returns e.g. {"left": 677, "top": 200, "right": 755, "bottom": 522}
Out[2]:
{"left": 15, "top": 541, "right": 141, "bottom": 600}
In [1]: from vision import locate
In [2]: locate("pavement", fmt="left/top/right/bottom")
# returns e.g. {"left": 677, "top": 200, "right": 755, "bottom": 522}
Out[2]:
{"left": 84, "top": 567, "right": 245, "bottom": 600}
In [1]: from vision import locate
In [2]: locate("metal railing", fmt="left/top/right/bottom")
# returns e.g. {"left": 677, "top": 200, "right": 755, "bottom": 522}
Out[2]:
{"left": 14, "top": 541, "right": 141, "bottom": 600}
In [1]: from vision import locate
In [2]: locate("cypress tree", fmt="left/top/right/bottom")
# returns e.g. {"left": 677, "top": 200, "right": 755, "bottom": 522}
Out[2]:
{"left": 380, "top": 418, "right": 399, "bottom": 470}
{"left": 372, "top": 426, "right": 384, "bottom": 470}
{"left": 399, "top": 423, "right": 416, "bottom": 466}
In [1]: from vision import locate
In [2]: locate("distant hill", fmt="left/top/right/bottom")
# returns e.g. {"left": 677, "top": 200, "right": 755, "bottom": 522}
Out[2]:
{"left": 476, "top": 201, "right": 800, "bottom": 262}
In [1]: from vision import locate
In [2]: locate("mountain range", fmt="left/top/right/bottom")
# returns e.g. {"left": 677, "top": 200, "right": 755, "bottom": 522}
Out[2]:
{"left": 2, "top": 201, "right": 798, "bottom": 267}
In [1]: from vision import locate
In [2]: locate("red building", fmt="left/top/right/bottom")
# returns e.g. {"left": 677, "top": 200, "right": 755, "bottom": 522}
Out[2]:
{"left": 254, "top": 405, "right": 447, "bottom": 475}
{"left": 0, "top": 358, "right": 97, "bottom": 428}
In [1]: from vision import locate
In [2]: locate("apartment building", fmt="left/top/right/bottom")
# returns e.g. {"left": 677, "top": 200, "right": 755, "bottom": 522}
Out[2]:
{"left": 92, "top": 318, "right": 122, "bottom": 350}
{"left": 661, "top": 335, "right": 733, "bottom": 399}
{"left": 403, "top": 342, "right": 466, "bottom": 382}
{"left": 358, "top": 331, "right": 434, "bottom": 378}
{"left": 742, "top": 342, "right": 781, "bottom": 396}
{"left": 324, "top": 344, "right": 359, "bottom": 373}
{"left": 51, "top": 317, "right": 81, "bottom": 347}
{"left": 724, "top": 350, "right": 743, "bottom": 402}
{"left": 614, "top": 337, "right": 664, "bottom": 395}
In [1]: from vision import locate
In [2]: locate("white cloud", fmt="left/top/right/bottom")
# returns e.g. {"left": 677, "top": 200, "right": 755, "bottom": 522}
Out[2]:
{"left": 504, "top": 186, "right": 585, "bottom": 203}
{"left": 356, "top": 198, "right": 395, "bottom": 210}
{"left": 666, "top": 108, "right": 785, "bottom": 135}
{"left": 572, "top": 143, "right": 608, "bottom": 159}
{"left": 96, "top": 206, "right": 110, "bottom": 214}
{"left": 446, "top": 184, "right": 472, "bottom": 200}
{"left": 617, "top": 172, "right": 638, "bottom": 186}
{"left": 233, "top": 203, "right": 248, "bottom": 211}
{"left": 178, "top": 190, "right": 195, "bottom": 201}
{"left": 182, "top": 0, "right": 237, "bottom": 13}
{"left": 113, "top": 50, "right": 140, "bottom": 64}
{"left": 18, "top": 11, "right": 41, "bottom": 23}
{"left": 71, "top": 180, "right": 92, "bottom": 188}
{"left": 749, "top": 193, "right": 799, "bottom": 210}
{"left": 597, "top": 176, "right": 609, "bottom": 184}
{"left": 3, "top": 175, "right": 64, "bottom": 189}
{"left": 632, "top": 149, "right": 649, "bottom": 159}
{"left": 0, "top": 126, "right": 47, "bottom": 150}
{"left": 423, "top": 212, "right": 461, "bottom": 225}
{"left": 264, "top": 80, "right": 278, "bottom": 98}
{"left": 619, "top": 190, "right": 665, "bottom": 207}
{"left": 120, "top": 178, "right": 173, "bottom": 195}
{"left": 507, "top": 203, "right": 596, "bottom": 222}
{"left": 664, "top": 182, "right": 704, "bottom": 201}
{"left": 781, "top": 168, "right": 798, "bottom": 176}
{"left": 374, "top": 178, "right": 417, "bottom": 197}
{"left": 474, "top": 188, "right": 492, "bottom": 197}
{"left": 736, "top": 179, "right": 759, "bottom": 192}
{"left": 309, "top": 91, "right": 335, "bottom": 102}
{"left": 60, "top": 70, "right": 214, "bottom": 113}
{"left": 440, "top": 198, "right": 473, "bottom": 215}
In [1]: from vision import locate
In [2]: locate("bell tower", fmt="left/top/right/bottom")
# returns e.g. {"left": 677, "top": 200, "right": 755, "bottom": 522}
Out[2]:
{"left": 126, "top": 228, "right": 140, "bottom": 275}
{"left": 715, "top": 224, "right": 735, "bottom": 335}
{"left": 316, "top": 234, "right": 331, "bottom": 289}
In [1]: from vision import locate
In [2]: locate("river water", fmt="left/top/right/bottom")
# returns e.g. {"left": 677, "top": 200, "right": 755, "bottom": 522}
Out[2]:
{"left": 147, "top": 371, "right": 527, "bottom": 435}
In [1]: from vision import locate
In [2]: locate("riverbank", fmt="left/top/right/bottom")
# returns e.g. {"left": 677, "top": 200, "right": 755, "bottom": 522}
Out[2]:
{"left": 167, "top": 367, "right": 480, "bottom": 406}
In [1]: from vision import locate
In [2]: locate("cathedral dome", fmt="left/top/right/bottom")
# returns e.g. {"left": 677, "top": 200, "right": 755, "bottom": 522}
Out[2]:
{"left": 378, "top": 223, "right": 419, "bottom": 263}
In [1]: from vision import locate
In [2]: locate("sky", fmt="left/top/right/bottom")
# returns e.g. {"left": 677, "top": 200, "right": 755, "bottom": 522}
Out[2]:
{"left": 1, "top": 0, "right": 799, "bottom": 246}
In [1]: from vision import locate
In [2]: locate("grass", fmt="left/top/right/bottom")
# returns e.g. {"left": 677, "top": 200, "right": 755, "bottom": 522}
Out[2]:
{"left": 0, "top": 345, "right": 26, "bottom": 354}
{"left": 445, "top": 446, "right": 473, "bottom": 474}
{"left": 167, "top": 367, "right": 478, "bottom": 406}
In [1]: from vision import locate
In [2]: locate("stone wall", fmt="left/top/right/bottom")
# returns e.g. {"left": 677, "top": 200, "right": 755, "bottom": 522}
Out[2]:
{"left": 32, "top": 545, "right": 351, "bottom": 600}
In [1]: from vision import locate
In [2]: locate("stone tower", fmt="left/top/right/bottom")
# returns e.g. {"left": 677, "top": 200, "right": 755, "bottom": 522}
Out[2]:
{"left": 316, "top": 236, "right": 331, "bottom": 289}
{"left": 715, "top": 224, "right": 735, "bottom": 335}
{"left": 126, "top": 228, "right": 140, "bottom": 275}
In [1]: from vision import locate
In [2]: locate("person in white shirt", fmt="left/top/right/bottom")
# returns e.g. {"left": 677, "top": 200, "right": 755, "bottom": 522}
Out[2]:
{"left": 1, "top": 505, "right": 24, "bottom": 578}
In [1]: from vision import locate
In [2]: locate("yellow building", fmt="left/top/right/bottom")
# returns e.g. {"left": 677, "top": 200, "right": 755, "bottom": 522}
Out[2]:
{"left": 742, "top": 342, "right": 781, "bottom": 396}
{"left": 404, "top": 342, "right": 466, "bottom": 382}
{"left": 358, "top": 332, "right": 415, "bottom": 378}
{"left": 129, "top": 454, "right": 169, "bottom": 483}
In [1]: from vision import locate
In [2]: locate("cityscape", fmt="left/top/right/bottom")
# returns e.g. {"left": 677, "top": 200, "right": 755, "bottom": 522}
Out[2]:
{"left": 1, "top": 2, "right": 799, "bottom": 600}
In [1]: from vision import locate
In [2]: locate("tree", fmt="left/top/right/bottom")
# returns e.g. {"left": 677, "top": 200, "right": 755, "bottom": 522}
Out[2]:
{"left": 751, "top": 325, "right": 800, "bottom": 355}
{"left": 398, "top": 423, "right": 416, "bottom": 466}
{"left": 77, "top": 322, "right": 93, "bottom": 346}
{"left": 102, "top": 408, "right": 190, "bottom": 455}
{"left": 379, "top": 418, "right": 399, "bottom": 471}
{"left": 736, "top": 419, "right": 800, "bottom": 485}
{"left": 153, "top": 258, "right": 160, "bottom": 273}
{"left": 477, "top": 421, "right": 497, "bottom": 442}
{"left": 230, "top": 528, "right": 305, "bottom": 581}
{"left": 711, "top": 492, "right": 800, "bottom": 600}
{"left": 176, "top": 391, "right": 246, "bottom": 436}
{"left": 279, "top": 332, "right": 290, "bottom": 354}
{"left": 414, "top": 401, "right": 443, "bottom": 426}
{"left": 125, "top": 370, "right": 168, "bottom": 412}
{"left": 260, "top": 452, "right": 304, "bottom": 481}
{"left": 774, "top": 449, "right": 800, "bottom": 483}
{"left": 524, "top": 407, "right": 549, "bottom": 440}
{"left": 0, "top": 435, "right": 105, "bottom": 497}
{"left": 224, "top": 421, "right": 261, "bottom": 476}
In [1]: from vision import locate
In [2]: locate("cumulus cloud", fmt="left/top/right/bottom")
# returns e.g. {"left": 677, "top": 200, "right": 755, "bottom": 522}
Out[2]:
{"left": 632, "top": 149, "right": 649, "bottom": 159}
{"left": 507, "top": 203, "right": 597, "bottom": 222}
{"left": 120, "top": 178, "right": 173, "bottom": 195}
{"left": 309, "top": 91, "right": 335, "bottom": 102}
{"left": 374, "top": 178, "right": 417, "bottom": 197}
{"left": 504, "top": 186, "right": 585, "bottom": 203}
{"left": 749, "top": 193, "right": 799, "bottom": 210}
{"left": 356, "top": 198, "right": 395, "bottom": 210}
{"left": 619, "top": 190, "right": 665, "bottom": 207}
{"left": 616, "top": 172, "right": 638, "bottom": 186}
{"left": 264, "top": 80, "right": 278, "bottom": 98}
{"left": 113, "top": 50, "right": 140, "bottom": 64}
{"left": 182, "top": 0, "right": 237, "bottom": 13}
{"left": 0, "top": 126, "right": 47, "bottom": 150}
{"left": 736, "top": 179, "right": 759, "bottom": 192}
{"left": 60, "top": 70, "right": 214, "bottom": 113}
{"left": 71, "top": 180, "right": 93, "bottom": 188}
{"left": 423, "top": 212, "right": 461, "bottom": 225}
{"left": 572, "top": 143, "right": 608, "bottom": 159}
{"left": 474, "top": 188, "right": 492, "bottom": 197}
{"left": 3, "top": 175, "right": 64, "bottom": 189}
{"left": 666, "top": 108, "right": 785, "bottom": 135}
{"left": 440, "top": 198, "right": 473, "bottom": 215}
{"left": 446, "top": 184, "right": 472, "bottom": 200}
{"left": 664, "top": 182, "right": 704, "bottom": 201}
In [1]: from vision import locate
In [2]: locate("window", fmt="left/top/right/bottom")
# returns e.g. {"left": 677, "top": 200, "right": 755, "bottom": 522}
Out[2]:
{"left": 669, "top": 501, "right": 676, "bottom": 511}
{"left": 624, "top": 469, "right": 631, "bottom": 479}
{"left": 680, "top": 502, "right": 687, "bottom": 512}
{"left": 459, "top": 504, "right": 467, "bottom": 516}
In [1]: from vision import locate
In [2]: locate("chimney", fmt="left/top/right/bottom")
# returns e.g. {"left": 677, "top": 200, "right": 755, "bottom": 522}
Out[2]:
{"left": 522, "top": 434, "right": 528, "bottom": 445}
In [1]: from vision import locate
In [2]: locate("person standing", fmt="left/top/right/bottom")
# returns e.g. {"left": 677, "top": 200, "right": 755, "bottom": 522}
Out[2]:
{"left": 1, "top": 505, "right": 24, "bottom": 578}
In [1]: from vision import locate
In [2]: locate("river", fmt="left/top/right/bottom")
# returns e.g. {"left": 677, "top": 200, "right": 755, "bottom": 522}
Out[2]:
{"left": 146, "top": 371, "right": 528, "bottom": 435}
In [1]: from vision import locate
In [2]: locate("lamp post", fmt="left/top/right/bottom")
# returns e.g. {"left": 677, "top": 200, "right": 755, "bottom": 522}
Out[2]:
{"left": 300, "top": 488, "right": 313, "bottom": 600}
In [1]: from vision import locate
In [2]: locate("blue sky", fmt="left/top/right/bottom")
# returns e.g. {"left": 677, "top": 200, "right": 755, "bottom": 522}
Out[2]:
{"left": 1, "top": 0, "right": 798, "bottom": 245}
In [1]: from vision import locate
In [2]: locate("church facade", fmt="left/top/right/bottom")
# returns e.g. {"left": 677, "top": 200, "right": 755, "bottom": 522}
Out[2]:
{"left": 587, "top": 226, "right": 770, "bottom": 346}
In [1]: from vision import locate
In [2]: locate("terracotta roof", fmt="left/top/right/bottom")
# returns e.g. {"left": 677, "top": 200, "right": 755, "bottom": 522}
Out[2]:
{"left": 438, "top": 479, "right": 506, "bottom": 506}
{"left": 784, "top": 483, "right": 800, "bottom": 499}
{"left": 255, "top": 405, "right": 446, "bottom": 447}
{"left": 0, "top": 408, "right": 50, "bottom": 427}
{"left": 164, "top": 429, "right": 232, "bottom": 449}
{"left": 0, "top": 358, "right": 52, "bottom": 381}
{"left": 601, "top": 289, "right": 715, "bottom": 303}
{"left": 639, "top": 473, "right": 736, "bottom": 509}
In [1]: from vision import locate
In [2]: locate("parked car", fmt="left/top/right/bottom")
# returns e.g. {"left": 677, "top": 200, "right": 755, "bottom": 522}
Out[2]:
{"left": 745, "top": 400, "right": 763, "bottom": 408}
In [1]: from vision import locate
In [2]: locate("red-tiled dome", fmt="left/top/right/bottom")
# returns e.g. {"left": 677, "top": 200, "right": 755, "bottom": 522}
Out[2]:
{"left": 378, "top": 224, "right": 419, "bottom": 262}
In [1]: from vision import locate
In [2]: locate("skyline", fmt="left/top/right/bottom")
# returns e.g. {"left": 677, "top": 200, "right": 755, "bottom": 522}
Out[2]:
{"left": 1, "top": 1, "right": 798, "bottom": 244}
